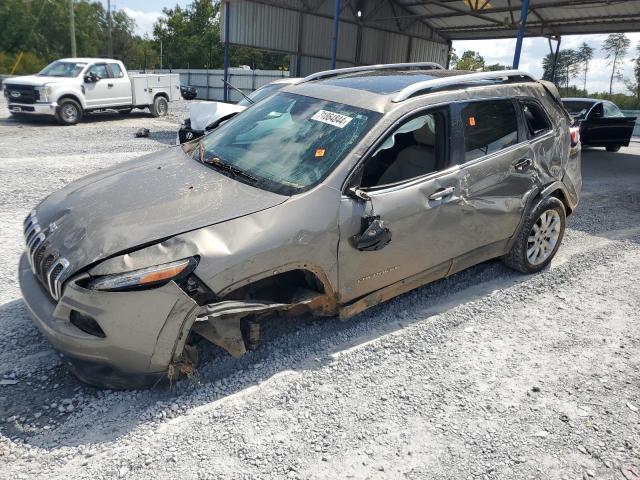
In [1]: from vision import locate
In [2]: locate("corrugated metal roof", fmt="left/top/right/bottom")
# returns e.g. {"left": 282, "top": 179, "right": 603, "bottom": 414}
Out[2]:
{"left": 393, "top": 0, "right": 640, "bottom": 40}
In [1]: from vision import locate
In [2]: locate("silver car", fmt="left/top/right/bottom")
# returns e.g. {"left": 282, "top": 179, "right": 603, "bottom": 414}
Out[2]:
{"left": 19, "top": 63, "right": 581, "bottom": 388}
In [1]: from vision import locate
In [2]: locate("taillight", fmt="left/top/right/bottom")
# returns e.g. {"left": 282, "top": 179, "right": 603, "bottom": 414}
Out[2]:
{"left": 569, "top": 125, "right": 580, "bottom": 147}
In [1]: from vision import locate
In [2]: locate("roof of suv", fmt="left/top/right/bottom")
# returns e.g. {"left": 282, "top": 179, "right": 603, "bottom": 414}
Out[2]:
{"left": 317, "top": 69, "right": 478, "bottom": 95}
{"left": 287, "top": 67, "right": 539, "bottom": 113}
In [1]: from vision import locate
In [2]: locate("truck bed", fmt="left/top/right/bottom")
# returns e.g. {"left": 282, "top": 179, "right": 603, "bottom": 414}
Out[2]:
{"left": 130, "top": 74, "right": 180, "bottom": 106}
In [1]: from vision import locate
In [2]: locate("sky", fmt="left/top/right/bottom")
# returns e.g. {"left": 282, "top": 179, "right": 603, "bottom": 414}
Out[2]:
{"left": 103, "top": 1, "right": 639, "bottom": 94}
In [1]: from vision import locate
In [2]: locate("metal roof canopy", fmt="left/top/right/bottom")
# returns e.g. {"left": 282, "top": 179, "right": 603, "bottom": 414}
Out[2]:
{"left": 220, "top": 0, "right": 451, "bottom": 87}
{"left": 219, "top": 1, "right": 640, "bottom": 99}
{"left": 395, "top": 0, "right": 640, "bottom": 40}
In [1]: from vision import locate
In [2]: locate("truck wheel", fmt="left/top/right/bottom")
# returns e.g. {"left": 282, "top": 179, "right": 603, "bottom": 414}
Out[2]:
{"left": 56, "top": 99, "right": 82, "bottom": 125}
{"left": 606, "top": 145, "right": 621, "bottom": 153}
{"left": 501, "top": 196, "right": 566, "bottom": 274}
{"left": 150, "top": 96, "right": 168, "bottom": 117}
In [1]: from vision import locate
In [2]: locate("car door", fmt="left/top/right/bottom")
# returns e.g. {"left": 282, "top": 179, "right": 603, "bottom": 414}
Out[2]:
{"left": 600, "top": 101, "right": 636, "bottom": 146}
{"left": 449, "top": 99, "right": 538, "bottom": 263}
{"left": 337, "top": 106, "right": 468, "bottom": 303}
{"left": 337, "top": 99, "right": 538, "bottom": 304}
{"left": 83, "top": 63, "right": 112, "bottom": 108}
{"left": 107, "top": 63, "right": 133, "bottom": 107}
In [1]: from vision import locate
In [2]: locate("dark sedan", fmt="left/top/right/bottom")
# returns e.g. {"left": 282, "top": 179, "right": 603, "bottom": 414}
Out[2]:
{"left": 562, "top": 98, "right": 636, "bottom": 152}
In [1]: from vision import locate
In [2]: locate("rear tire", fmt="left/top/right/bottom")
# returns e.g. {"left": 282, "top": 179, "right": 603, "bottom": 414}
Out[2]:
{"left": 150, "top": 96, "right": 168, "bottom": 117}
{"left": 606, "top": 145, "right": 621, "bottom": 152}
{"left": 55, "top": 99, "right": 82, "bottom": 125}
{"left": 501, "top": 196, "right": 566, "bottom": 274}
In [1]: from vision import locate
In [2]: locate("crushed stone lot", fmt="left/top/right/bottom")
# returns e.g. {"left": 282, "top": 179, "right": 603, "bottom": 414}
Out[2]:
{"left": 0, "top": 100, "right": 639, "bottom": 480}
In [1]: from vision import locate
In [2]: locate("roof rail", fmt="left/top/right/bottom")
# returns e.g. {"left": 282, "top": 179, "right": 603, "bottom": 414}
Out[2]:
{"left": 391, "top": 70, "right": 536, "bottom": 102}
{"left": 300, "top": 62, "right": 444, "bottom": 84}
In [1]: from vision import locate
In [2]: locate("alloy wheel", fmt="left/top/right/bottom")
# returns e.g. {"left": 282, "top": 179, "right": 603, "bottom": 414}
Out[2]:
{"left": 527, "top": 209, "right": 561, "bottom": 265}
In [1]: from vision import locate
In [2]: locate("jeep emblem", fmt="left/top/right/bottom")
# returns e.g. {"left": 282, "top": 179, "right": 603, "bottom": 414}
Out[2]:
{"left": 10, "top": 91, "right": 21, "bottom": 98}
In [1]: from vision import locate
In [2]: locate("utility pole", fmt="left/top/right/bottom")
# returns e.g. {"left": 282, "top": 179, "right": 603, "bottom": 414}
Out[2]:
{"left": 69, "top": 0, "right": 77, "bottom": 57}
{"left": 160, "top": 38, "right": 163, "bottom": 70}
{"left": 107, "top": 0, "right": 113, "bottom": 57}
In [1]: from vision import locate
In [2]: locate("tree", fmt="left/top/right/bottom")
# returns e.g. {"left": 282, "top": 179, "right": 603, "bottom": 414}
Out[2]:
{"left": 484, "top": 63, "right": 509, "bottom": 71}
{"left": 624, "top": 43, "right": 640, "bottom": 100}
{"left": 542, "top": 49, "right": 580, "bottom": 90}
{"left": 602, "top": 33, "right": 631, "bottom": 94}
{"left": 455, "top": 50, "right": 484, "bottom": 71}
{"left": 576, "top": 42, "right": 594, "bottom": 92}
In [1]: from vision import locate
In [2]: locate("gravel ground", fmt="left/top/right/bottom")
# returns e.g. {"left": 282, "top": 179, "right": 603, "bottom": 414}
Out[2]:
{"left": 0, "top": 99, "right": 639, "bottom": 480}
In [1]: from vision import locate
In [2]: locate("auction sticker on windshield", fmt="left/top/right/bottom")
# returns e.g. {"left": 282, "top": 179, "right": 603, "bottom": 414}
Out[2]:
{"left": 311, "top": 110, "right": 353, "bottom": 128}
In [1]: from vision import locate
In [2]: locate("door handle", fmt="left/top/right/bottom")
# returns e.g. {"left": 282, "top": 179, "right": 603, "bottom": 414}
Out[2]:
{"left": 514, "top": 158, "right": 532, "bottom": 171}
{"left": 428, "top": 186, "right": 455, "bottom": 201}
{"left": 107, "top": 83, "right": 114, "bottom": 88}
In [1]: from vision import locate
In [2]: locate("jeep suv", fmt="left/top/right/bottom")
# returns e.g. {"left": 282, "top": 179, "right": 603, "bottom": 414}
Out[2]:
{"left": 19, "top": 63, "right": 581, "bottom": 388}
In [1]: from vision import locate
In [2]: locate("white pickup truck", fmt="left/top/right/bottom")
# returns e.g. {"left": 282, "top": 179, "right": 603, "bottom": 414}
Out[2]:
{"left": 3, "top": 57, "right": 180, "bottom": 125}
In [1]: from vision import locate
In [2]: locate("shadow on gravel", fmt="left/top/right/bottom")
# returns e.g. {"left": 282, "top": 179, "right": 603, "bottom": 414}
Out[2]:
{"left": 1, "top": 258, "right": 537, "bottom": 450}
{"left": 569, "top": 148, "right": 640, "bottom": 245}
{"left": 1, "top": 110, "right": 156, "bottom": 127}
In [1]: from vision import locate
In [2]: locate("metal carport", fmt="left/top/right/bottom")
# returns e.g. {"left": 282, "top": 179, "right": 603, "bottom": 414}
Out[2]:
{"left": 219, "top": 0, "right": 640, "bottom": 99}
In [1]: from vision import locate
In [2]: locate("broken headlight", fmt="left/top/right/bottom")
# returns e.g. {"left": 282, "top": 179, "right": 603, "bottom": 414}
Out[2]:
{"left": 87, "top": 258, "right": 198, "bottom": 292}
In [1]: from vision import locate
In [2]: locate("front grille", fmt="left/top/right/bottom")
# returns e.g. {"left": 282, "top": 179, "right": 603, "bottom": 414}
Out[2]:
{"left": 7, "top": 84, "right": 40, "bottom": 104}
{"left": 23, "top": 211, "right": 70, "bottom": 301}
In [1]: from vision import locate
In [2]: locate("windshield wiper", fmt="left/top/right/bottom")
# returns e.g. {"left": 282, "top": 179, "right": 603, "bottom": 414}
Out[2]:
{"left": 198, "top": 145, "right": 258, "bottom": 183}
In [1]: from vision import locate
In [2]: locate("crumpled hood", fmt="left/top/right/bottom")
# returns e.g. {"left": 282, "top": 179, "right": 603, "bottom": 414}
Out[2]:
{"left": 189, "top": 101, "right": 246, "bottom": 131}
{"left": 33, "top": 147, "right": 288, "bottom": 274}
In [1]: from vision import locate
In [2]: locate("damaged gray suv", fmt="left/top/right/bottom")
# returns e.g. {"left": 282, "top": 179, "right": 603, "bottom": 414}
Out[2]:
{"left": 19, "top": 63, "right": 581, "bottom": 388}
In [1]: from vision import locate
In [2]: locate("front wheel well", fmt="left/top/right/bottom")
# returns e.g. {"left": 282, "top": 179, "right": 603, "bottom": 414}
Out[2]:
{"left": 57, "top": 94, "right": 83, "bottom": 109}
{"left": 224, "top": 269, "right": 329, "bottom": 304}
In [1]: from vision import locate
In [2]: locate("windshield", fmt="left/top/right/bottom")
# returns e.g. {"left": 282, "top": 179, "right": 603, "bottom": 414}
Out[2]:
{"left": 38, "top": 61, "right": 86, "bottom": 78}
{"left": 198, "top": 92, "right": 380, "bottom": 195}
{"left": 238, "top": 82, "right": 288, "bottom": 107}
{"left": 562, "top": 100, "right": 595, "bottom": 117}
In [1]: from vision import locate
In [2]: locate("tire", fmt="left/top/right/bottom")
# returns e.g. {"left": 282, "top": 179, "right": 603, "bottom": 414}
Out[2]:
{"left": 55, "top": 98, "right": 82, "bottom": 125}
{"left": 118, "top": 108, "right": 133, "bottom": 114}
{"left": 501, "top": 196, "right": 566, "bottom": 274}
{"left": 150, "top": 96, "right": 168, "bottom": 117}
{"left": 606, "top": 145, "right": 621, "bottom": 153}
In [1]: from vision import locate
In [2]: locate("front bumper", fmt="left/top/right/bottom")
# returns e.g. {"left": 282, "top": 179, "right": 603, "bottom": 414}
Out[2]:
{"left": 6, "top": 101, "right": 58, "bottom": 115}
{"left": 18, "top": 254, "right": 199, "bottom": 388}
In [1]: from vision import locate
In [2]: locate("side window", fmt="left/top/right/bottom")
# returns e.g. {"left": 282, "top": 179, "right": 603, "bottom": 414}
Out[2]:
{"left": 461, "top": 100, "right": 518, "bottom": 162}
{"left": 603, "top": 102, "right": 624, "bottom": 118}
{"left": 88, "top": 64, "right": 110, "bottom": 80}
{"left": 360, "top": 108, "right": 449, "bottom": 188}
{"left": 521, "top": 101, "right": 552, "bottom": 138}
{"left": 588, "top": 102, "right": 604, "bottom": 119}
{"left": 109, "top": 63, "right": 124, "bottom": 78}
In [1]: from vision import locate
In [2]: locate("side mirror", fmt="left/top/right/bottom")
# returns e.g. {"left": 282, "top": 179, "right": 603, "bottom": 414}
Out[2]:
{"left": 347, "top": 186, "right": 370, "bottom": 201}
{"left": 352, "top": 216, "right": 392, "bottom": 251}
{"left": 84, "top": 73, "right": 99, "bottom": 83}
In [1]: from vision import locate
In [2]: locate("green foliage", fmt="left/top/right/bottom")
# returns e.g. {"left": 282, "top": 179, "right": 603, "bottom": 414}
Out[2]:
{"left": 455, "top": 50, "right": 484, "bottom": 71}
{"left": 576, "top": 42, "right": 595, "bottom": 92}
{"left": 558, "top": 85, "right": 640, "bottom": 110}
{"left": 602, "top": 33, "right": 631, "bottom": 94}
{"left": 484, "top": 63, "right": 509, "bottom": 71}
{"left": 542, "top": 49, "right": 580, "bottom": 89}
{"left": 0, "top": 0, "right": 287, "bottom": 74}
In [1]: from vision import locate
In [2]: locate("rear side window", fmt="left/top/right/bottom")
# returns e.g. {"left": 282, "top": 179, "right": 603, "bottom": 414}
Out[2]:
{"left": 109, "top": 63, "right": 124, "bottom": 78}
{"left": 461, "top": 100, "right": 518, "bottom": 162}
{"left": 521, "top": 101, "right": 552, "bottom": 138}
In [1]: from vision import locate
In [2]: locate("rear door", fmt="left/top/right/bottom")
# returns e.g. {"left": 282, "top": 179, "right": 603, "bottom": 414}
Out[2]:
{"left": 107, "top": 63, "right": 133, "bottom": 107}
{"left": 450, "top": 99, "right": 539, "bottom": 257}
